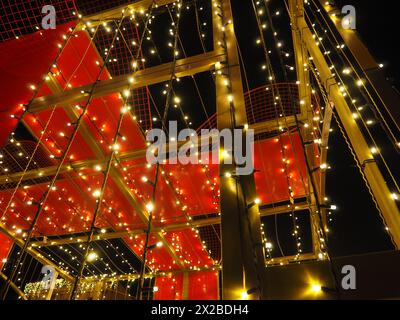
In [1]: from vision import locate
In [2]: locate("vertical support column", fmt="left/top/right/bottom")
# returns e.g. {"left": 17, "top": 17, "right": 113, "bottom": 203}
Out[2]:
{"left": 289, "top": 0, "right": 323, "bottom": 255}
{"left": 182, "top": 272, "right": 189, "bottom": 300}
{"left": 296, "top": 13, "right": 400, "bottom": 248}
{"left": 212, "top": 0, "right": 266, "bottom": 300}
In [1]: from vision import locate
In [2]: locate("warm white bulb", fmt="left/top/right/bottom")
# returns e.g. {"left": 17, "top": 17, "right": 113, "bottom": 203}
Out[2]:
{"left": 146, "top": 202, "right": 154, "bottom": 212}
{"left": 92, "top": 189, "right": 101, "bottom": 198}
{"left": 87, "top": 252, "right": 98, "bottom": 262}
{"left": 311, "top": 284, "right": 322, "bottom": 293}
{"left": 370, "top": 147, "right": 379, "bottom": 155}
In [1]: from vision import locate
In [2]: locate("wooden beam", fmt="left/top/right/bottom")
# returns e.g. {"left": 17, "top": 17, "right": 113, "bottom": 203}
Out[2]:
{"left": 0, "top": 272, "right": 28, "bottom": 300}
{"left": 289, "top": 0, "right": 323, "bottom": 259}
{"left": 76, "top": 0, "right": 176, "bottom": 31}
{"left": 0, "top": 222, "right": 74, "bottom": 282}
{"left": 0, "top": 120, "right": 286, "bottom": 187}
{"left": 84, "top": 264, "right": 221, "bottom": 283}
{"left": 31, "top": 202, "right": 310, "bottom": 247}
{"left": 29, "top": 51, "right": 225, "bottom": 114}
{"left": 214, "top": 0, "right": 266, "bottom": 300}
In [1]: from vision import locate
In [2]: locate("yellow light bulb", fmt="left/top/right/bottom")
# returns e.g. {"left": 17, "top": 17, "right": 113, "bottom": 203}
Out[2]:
{"left": 146, "top": 202, "right": 154, "bottom": 212}
{"left": 311, "top": 284, "right": 322, "bottom": 293}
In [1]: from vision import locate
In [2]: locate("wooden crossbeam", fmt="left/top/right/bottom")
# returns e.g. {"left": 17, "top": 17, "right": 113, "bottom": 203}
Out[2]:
{"left": 76, "top": 0, "right": 177, "bottom": 31}
{"left": 31, "top": 202, "right": 310, "bottom": 247}
{"left": 29, "top": 51, "right": 225, "bottom": 114}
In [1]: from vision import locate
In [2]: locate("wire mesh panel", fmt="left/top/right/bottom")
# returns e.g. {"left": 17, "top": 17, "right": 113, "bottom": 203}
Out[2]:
{"left": 197, "top": 83, "right": 302, "bottom": 132}
{"left": 92, "top": 18, "right": 152, "bottom": 131}
{"left": 0, "top": 0, "right": 77, "bottom": 42}
{"left": 245, "top": 83, "right": 301, "bottom": 125}
{"left": 73, "top": 0, "right": 152, "bottom": 132}
{"left": 74, "top": 0, "right": 131, "bottom": 16}
{"left": 0, "top": 140, "right": 55, "bottom": 190}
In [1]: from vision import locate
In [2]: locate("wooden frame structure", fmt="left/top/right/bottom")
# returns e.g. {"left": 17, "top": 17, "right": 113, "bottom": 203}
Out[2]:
{"left": 1, "top": 0, "right": 399, "bottom": 300}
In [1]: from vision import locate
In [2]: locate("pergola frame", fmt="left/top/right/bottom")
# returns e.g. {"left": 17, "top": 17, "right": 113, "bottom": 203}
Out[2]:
{"left": 2, "top": 0, "right": 398, "bottom": 300}
{"left": 0, "top": 0, "right": 317, "bottom": 299}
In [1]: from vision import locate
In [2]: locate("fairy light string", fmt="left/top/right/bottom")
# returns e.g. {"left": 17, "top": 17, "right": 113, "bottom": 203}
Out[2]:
{"left": 1, "top": 7, "right": 132, "bottom": 299}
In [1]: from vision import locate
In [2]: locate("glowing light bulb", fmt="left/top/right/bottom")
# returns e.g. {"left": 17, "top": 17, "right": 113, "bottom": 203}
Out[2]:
{"left": 311, "top": 284, "right": 322, "bottom": 293}
{"left": 265, "top": 242, "right": 273, "bottom": 249}
{"left": 241, "top": 291, "right": 249, "bottom": 300}
{"left": 141, "top": 176, "right": 148, "bottom": 183}
{"left": 156, "top": 241, "right": 163, "bottom": 248}
{"left": 92, "top": 189, "right": 101, "bottom": 198}
{"left": 121, "top": 106, "right": 131, "bottom": 113}
{"left": 342, "top": 68, "right": 351, "bottom": 75}
{"left": 87, "top": 252, "right": 98, "bottom": 262}
{"left": 255, "top": 198, "right": 261, "bottom": 205}
{"left": 146, "top": 202, "right": 154, "bottom": 212}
